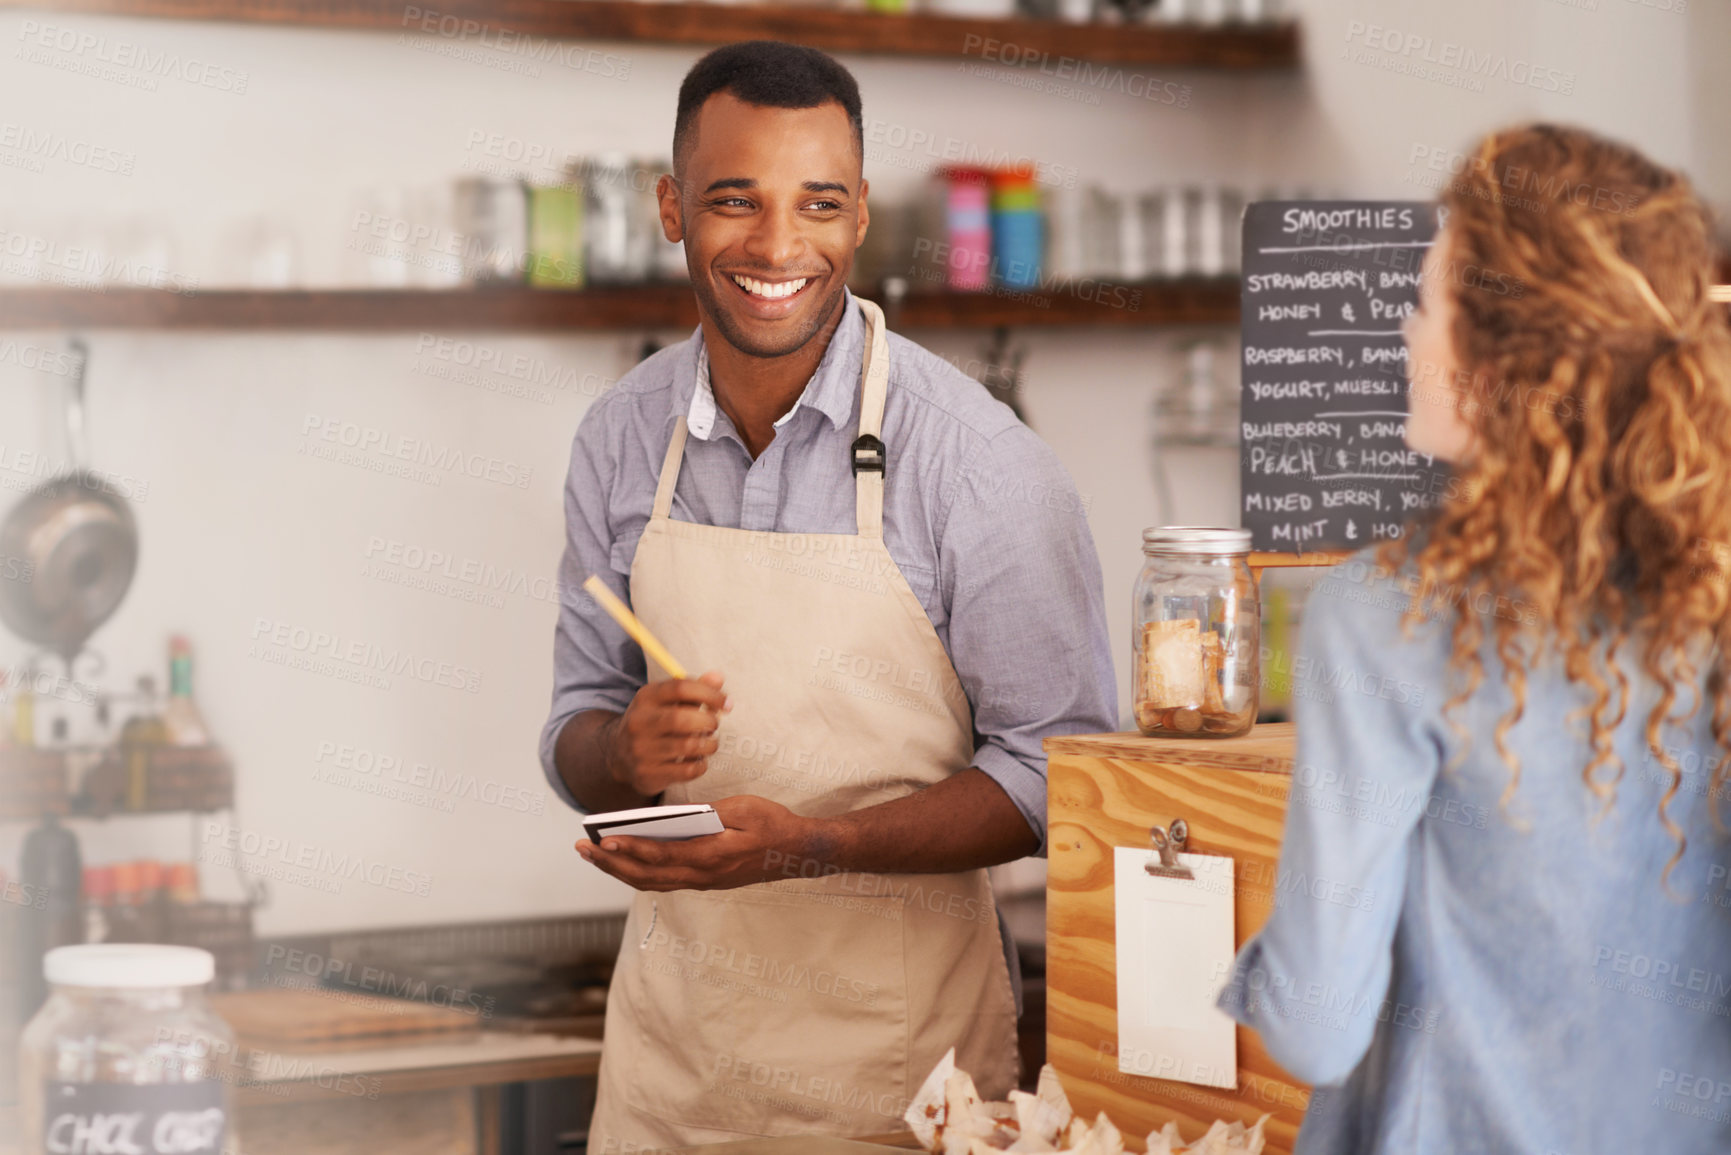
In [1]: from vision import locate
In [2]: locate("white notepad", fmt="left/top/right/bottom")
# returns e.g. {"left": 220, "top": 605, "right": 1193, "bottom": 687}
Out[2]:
{"left": 1114, "top": 845, "right": 1238, "bottom": 1089}
{"left": 582, "top": 803, "right": 724, "bottom": 843}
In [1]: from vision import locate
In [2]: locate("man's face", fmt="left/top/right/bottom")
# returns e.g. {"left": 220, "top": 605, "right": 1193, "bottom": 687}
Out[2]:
{"left": 658, "top": 92, "right": 869, "bottom": 360}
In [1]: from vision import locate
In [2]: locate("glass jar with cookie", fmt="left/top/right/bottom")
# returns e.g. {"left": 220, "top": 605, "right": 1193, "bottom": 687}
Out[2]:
{"left": 1132, "top": 527, "right": 1259, "bottom": 738}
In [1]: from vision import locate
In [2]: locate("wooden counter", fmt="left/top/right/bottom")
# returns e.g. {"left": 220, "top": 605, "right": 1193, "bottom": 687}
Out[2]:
{"left": 1044, "top": 724, "right": 1306, "bottom": 1154}
{"left": 233, "top": 1028, "right": 604, "bottom": 1106}
{"left": 0, "top": 1028, "right": 603, "bottom": 1155}
{"left": 230, "top": 1029, "right": 604, "bottom": 1155}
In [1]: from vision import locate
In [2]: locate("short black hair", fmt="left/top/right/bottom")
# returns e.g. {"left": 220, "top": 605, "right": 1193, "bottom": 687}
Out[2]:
{"left": 673, "top": 41, "right": 863, "bottom": 174}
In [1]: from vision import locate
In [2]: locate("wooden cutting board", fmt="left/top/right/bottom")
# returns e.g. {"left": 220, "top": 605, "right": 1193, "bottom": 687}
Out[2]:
{"left": 210, "top": 985, "right": 483, "bottom": 1047}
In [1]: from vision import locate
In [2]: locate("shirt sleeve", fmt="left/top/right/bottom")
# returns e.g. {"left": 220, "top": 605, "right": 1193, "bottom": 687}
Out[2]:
{"left": 939, "top": 425, "right": 1119, "bottom": 855}
{"left": 1216, "top": 563, "right": 1444, "bottom": 1086}
{"left": 538, "top": 399, "right": 649, "bottom": 813}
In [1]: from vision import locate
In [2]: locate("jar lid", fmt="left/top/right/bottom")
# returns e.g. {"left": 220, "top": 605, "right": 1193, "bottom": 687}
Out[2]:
{"left": 45, "top": 944, "right": 215, "bottom": 990}
{"left": 1142, "top": 526, "right": 1253, "bottom": 555}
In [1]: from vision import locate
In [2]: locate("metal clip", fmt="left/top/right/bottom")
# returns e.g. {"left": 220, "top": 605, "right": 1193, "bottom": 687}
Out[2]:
{"left": 1145, "top": 819, "right": 1194, "bottom": 880}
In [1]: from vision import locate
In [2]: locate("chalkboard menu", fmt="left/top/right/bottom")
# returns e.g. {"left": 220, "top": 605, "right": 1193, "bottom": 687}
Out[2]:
{"left": 1238, "top": 201, "right": 1448, "bottom": 553}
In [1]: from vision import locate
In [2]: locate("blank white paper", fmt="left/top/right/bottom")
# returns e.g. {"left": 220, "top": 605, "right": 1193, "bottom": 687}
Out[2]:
{"left": 1114, "top": 846, "right": 1238, "bottom": 1090}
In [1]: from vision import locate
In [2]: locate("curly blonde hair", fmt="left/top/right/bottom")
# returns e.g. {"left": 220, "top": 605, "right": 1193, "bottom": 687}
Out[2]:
{"left": 1377, "top": 124, "right": 1731, "bottom": 872}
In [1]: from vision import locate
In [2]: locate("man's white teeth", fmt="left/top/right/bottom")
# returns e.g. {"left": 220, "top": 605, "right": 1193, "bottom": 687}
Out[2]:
{"left": 733, "top": 275, "right": 808, "bottom": 300}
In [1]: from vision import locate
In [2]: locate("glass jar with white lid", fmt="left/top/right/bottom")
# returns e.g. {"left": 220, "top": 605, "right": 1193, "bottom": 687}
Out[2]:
{"left": 1133, "top": 526, "right": 1260, "bottom": 738}
{"left": 19, "top": 944, "right": 233, "bottom": 1155}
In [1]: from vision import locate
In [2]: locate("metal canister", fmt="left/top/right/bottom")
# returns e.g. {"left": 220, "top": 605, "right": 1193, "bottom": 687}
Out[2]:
{"left": 580, "top": 153, "right": 657, "bottom": 284}
{"left": 453, "top": 176, "right": 528, "bottom": 283}
{"left": 990, "top": 169, "right": 1043, "bottom": 290}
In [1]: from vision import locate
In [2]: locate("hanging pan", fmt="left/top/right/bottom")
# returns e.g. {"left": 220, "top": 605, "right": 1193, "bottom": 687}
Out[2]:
{"left": 0, "top": 340, "right": 138, "bottom": 668}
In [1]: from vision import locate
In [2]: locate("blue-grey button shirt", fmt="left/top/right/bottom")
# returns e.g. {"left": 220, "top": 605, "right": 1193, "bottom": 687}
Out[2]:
{"left": 1219, "top": 550, "right": 1731, "bottom": 1154}
{"left": 539, "top": 291, "right": 1117, "bottom": 851}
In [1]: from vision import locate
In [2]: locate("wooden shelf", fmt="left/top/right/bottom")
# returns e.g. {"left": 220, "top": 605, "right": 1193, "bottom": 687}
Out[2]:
{"left": 6, "top": 0, "right": 1301, "bottom": 69}
{"left": 0, "top": 744, "right": 235, "bottom": 820}
{"left": 0, "top": 280, "right": 1239, "bottom": 330}
{"left": 0, "top": 284, "right": 701, "bottom": 331}
{"left": 1247, "top": 549, "right": 1351, "bottom": 570}
{"left": 896, "top": 277, "right": 1238, "bottom": 327}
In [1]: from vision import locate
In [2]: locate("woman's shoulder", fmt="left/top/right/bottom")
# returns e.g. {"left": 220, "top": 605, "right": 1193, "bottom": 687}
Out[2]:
{"left": 1305, "top": 545, "right": 1547, "bottom": 649}
{"left": 1293, "top": 546, "right": 1456, "bottom": 710}
{"left": 1301, "top": 547, "right": 1430, "bottom": 638}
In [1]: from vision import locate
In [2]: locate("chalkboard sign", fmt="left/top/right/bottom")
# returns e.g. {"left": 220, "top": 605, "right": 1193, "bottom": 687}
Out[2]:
{"left": 1238, "top": 201, "right": 1449, "bottom": 553}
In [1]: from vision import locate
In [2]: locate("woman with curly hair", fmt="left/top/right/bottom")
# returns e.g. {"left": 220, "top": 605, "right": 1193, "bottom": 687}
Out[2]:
{"left": 1219, "top": 124, "right": 1731, "bottom": 1153}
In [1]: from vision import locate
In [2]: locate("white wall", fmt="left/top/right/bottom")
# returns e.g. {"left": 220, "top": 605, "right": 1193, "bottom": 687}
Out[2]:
{"left": 1686, "top": 0, "right": 1731, "bottom": 228}
{"left": 0, "top": 0, "right": 1713, "bottom": 933}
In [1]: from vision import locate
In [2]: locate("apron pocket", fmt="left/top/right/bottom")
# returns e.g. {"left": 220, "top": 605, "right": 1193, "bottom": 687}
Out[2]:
{"left": 625, "top": 881, "right": 910, "bottom": 1137}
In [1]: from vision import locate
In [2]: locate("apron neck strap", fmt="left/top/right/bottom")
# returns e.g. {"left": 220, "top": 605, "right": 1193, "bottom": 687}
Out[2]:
{"left": 649, "top": 297, "right": 890, "bottom": 535}
{"left": 853, "top": 297, "right": 890, "bottom": 539}
{"left": 650, "top": 417, "right": 688, "bottom": 520}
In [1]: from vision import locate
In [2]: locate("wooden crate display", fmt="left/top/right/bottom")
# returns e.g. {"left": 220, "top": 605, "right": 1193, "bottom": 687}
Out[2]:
{"left": 1044, "top": 725, "right": 1308, "bottom": 1155}
{"left": 0, "top": 747, "right": 69, "bottom": 820}
{"left": 79, "top": 745, "right": 235, "bottom": 814}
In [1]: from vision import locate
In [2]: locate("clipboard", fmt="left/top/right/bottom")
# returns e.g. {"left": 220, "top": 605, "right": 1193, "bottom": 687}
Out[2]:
{"left": 1114, "top": 822, "right": 1239, "bottom": 1090}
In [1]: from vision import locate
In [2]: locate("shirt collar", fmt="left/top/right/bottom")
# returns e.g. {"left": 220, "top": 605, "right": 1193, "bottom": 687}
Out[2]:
{"left": 679, "top": 288, "right": 864, "bottom": 442}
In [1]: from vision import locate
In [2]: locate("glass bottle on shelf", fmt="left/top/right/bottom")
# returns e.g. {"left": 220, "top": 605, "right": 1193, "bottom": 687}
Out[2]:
{"left": 83, "top": 865, "right": 114, "bottom": 945}
{"left": 166, "top": 863, "right": 201, "bottom": 905}
{"left": 120, "top": 677, "right": 168, "bottom": 811}
{"left": 164, "top": 636, "right": 210, "bottom": 747}
{"left": 18, "top": 815, "right": 85, "bottom": 1021}
{"left": 1133, "top": 527, "right": 1260, "bottom": 738}
{"left": 13, "top": 662, "right": 36, "bottom": 747}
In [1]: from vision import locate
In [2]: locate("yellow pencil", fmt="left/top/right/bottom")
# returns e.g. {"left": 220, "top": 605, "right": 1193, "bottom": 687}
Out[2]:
{"left": 581, "top": 575, "right": 689, "bottom": 680}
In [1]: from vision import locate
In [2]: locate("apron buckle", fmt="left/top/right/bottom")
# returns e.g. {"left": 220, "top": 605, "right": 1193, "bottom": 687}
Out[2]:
{"left": 852, "top": 434, "right": 886, "bottom": 476}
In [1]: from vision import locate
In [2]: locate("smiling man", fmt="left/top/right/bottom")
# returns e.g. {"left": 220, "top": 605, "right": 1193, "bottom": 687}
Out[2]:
{"left": 540, "top": 41, "right": 1115, "bottom": 1152}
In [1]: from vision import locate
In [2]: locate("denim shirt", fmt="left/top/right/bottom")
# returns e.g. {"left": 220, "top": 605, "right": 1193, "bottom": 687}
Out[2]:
{"left": 1219, "top": 550, "right": 1731, "bottom": 1154}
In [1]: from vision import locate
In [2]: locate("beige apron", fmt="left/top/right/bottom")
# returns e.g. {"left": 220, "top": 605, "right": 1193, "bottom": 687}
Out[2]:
{"left": 587, "top": 299, "right": 1019, "bottom": 1154}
